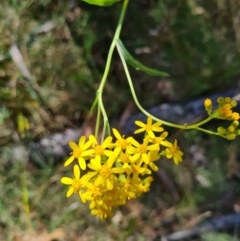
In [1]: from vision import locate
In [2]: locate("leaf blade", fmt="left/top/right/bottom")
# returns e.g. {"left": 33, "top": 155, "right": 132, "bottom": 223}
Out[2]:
{"left": 117, "top": 39, "right": 169, "bottom": 77}
{"left": 82, "top": 0, "right": 121, "bottom": 6}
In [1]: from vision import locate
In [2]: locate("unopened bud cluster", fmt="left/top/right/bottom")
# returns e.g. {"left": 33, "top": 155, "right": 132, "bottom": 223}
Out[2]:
{"left": 204, "top": 96, "right": 240, "bottom": 140}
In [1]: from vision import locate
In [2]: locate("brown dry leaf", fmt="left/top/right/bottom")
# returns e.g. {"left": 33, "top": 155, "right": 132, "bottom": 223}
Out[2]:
{"left": 14, "top": 228, "right": 66, "bottom": 241}
{"left": 184, "top": 211, "right": 212, "bottom": 228}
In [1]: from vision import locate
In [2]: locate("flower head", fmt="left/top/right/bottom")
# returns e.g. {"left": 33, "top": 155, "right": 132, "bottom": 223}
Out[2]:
{"left": 214, "top": 97, "right": 240, "bottom": 121}
{"left": 89, "top": 135, "right": 114, "bottom": 162}
{"left": 204, "top": 98, "right": 212, "bottom": 114}
{"left": 127, "top": 136, "right": 159, "bottom": 164}
{"left": 163, "top": 139, "right": 183, "bottom": 165}
{"left": 61, "top": 164, "right": 88, "bottom": 202}
{"left": 64, "top": 136, "right": 94, "bottom": 170}
{"left": 87, "top": 154, "right": 124, "bottom": 190}
{"left": 112, "top": 128, "right": 132, "bottom": 155}
{"left": 134, "top": 116, "right": 163, "bottom": 138}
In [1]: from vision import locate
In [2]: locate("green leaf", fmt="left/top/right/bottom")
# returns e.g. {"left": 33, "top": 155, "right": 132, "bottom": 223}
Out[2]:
{"left": 117, "top": 39, "right": 169, "bottom": 77}
{"left": 90, "top": 95, "right": 98, "bottom": 115}
{"left": 82, "top": 0, "right": 121, "bottom": 6}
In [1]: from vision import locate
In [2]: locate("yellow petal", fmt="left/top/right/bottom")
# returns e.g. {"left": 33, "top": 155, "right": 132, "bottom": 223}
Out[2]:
{"left": 147, "top": 144, "right": 159, "bottom": 151}
{"left": 89, "top": 135, "right": 97, "bottom": 145}
{"left": 150, "top": 162, "right": 158, "bottom": 171}
{"left": 78, "top": 157, "right": 86, "bottom": 170}
{"left": 134, "top": 128, "right": 145, "bottom": 134}
{"left": 112, "top": 167, "right": 125, "bottom": 173}
{"left": 78, "top": 136, "right": 86, "bottom": 146}
{"left": 127, "top": 146, "right": 137, "bottom": 154}
{"left": 66, "top": 187, "right": 74, "bottom": 197}
{"left": 135, "top": 120, "right": 145, "bottom": 127}
{"left": 79, "top": 192, "right": 86, "bottom": 203}
{"left": 131, "top": 153, "right": 140, "bottom": 162}
{"left": 69, "top": 141, "right": 78, "bottom": 150}
{"left": 152, "top": 126, "right": 164, "bottom": 132}
{"left": 161, "top": 141, "right": 172, "bottom": 147}
{"left": 90, "top": 202, "right": 96, "bottom": 209}
{"left": 113, "top": 128, "right": 121, "bottom": 140}
{"left": 94, "top": 155, "right": 101, "bottom": 166}
{"left": 103, "top": 136, "right": 112, "bottom": 147}
{"left": 106, "top": 179, "right": 113, "bottom": 190}
{"left": 142, "top": 153, "right": 149, "bottom": 164}
{"left": 82, "top": 140, "right": 92, "bottom": 150}
{"left": 107, "top": 154, "right": 116, "bottom": 167}
{"left": 147, "top": 116, "right": 152, "bottom": 125}
{"left": 61, "top": 177, "right": 73, "bottom": 185}
{"left": 152, "top": 122, "right": 162, "bottom": 127}
{"left": 94, "top": 175, "right": 103, "bottom": 186}
{"left": 74, "top": 164, "right": 81, "bottom": 178}
{"left": 88, "top": 163, "right": 98, "bottom": 171}
{"left": 105, "top": 150, "right": 114, "bottom": 157}
{"left": 64, "top": 155, "right": 75, "bottom": 166}
{"left": 82, "top": 149, "right": 94, "bottom": 156}
{"left": 148, "top": 130, "right": 155, "bottom": 138}
{"left": 131, "top": 139, "right": 140, "bottom": 148}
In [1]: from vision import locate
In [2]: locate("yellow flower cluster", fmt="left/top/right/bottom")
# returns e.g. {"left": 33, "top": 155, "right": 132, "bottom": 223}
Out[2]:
{"left": 205, "top": 97, "right": 239, "bottom": 121}
{"left": 61, "top": 116, "right": 183, "bottom": 219}
{"left": 204, "top": 96, "right": 240, "bottom": 140}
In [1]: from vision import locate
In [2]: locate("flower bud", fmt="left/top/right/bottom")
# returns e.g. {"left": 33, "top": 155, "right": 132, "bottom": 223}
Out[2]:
{"left": 232, "top": 120, "right": 239, "bottom": 128}
{"left": 204, "top": 98, "right": 212, "bottom": 113}
{"left": 217, "top": 97, "right": 224, "bottom": 104}
{"left": 217, "top": 126, "right": 226, "bottom": 135}
{"left": 230, "top": 100, "right": 237, "bottom": 108}
{"left": 226, "top": 133, "right": 236, "bottom": 140}
{"left": 227, "top": 125, "right": 235, "bottom": 132}
{"left": 224, "top": 97, "right": 231, "bottom": 103}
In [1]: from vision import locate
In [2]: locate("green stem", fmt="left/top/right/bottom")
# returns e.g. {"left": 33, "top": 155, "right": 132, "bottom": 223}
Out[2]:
{"left": 95, "top": 95, "right": 101, "bottom": 138}
{"left": 116, "top": 41, "right": 214, "bottom": 130}
{"left": 195, "top": 127, "right": 220, "bottom": 136}
{"left": 96, "top": 0, "right": 129, "bottom": 139}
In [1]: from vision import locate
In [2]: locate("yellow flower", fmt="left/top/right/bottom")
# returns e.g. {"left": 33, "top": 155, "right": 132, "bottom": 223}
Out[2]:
{"left": 204, "top": 98, "right": 212, "bottom": 108}
{"left": 204, "top": 98, "right": 212, "bottom": 114}
{"left": 137, "top": 176, "right": 154, "bottom": 195}
{"left": 89, "top": 135, "right": 114, "bottom": 163}
{"left": 151, "top": 131, "right": 168, "bottom": 146}
{"left": 61, "top": 164, "right": 87, "bottom": 202}
{"left": 146, "top": 151, "right": 160, "bottom": 171}
{"left": 83, "top": 184, "right": 104, "bottom": 209}
{"left": 87, "top": 154, "right": 124, "bottom": 190}
{"left": 127, "top": 136, "right": 159, "bottom": 164}
{"left": 163, "top": 139, "right": 183, "bottom": 165}
{"left": 232, "top": 112, "right": 240, "bottom": 121}
{"left": 100, "top": 189, "right": 126, "bottom": 209}
{"left": 218, "top": 104, "right": 233, "bottom": 118}
{"left": 134, "top": 116, "right": 163, "bottom": 138}
{"left": 214, "top": 97, "right": 240, "bottom": 121}
{"left": 112, "top": 128, "right": 132, "bottom": 155}
{"left": 119, "top": 175, "right": 140, "bottom": 200}
{"left": 91, "top": 206, "right": 112, "bottom": 220}
{"left": 64, "top": 136, "right": 94, "bottom": 170}
{"left": 117, "top": 151, "right": 131, "bottom": 164}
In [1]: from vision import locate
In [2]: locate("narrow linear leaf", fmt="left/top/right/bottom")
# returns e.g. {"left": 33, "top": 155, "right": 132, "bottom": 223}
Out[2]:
{"left": 90, "top": 95, "right": 98, "bottom": 115}
{"left": 117, "top": 39, "right": 169, "bottom": 77}
{"left": 82, "top": 0, "right": 121, "bottom": 6}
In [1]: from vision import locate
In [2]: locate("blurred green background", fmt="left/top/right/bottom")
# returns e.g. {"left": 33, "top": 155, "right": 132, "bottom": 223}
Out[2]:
{"left": 1, "top": 0, "right": 240, "bottom": 240}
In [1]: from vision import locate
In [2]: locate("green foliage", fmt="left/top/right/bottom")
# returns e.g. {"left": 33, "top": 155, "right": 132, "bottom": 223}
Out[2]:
{"left": 202, "top": 232, "right": 239, "bottom": 241}
{"left": 82, "top": 0, "right": 121, "bottom": 6}
{"left": 117, "top": 39, "right": 169, "bottom": 77}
